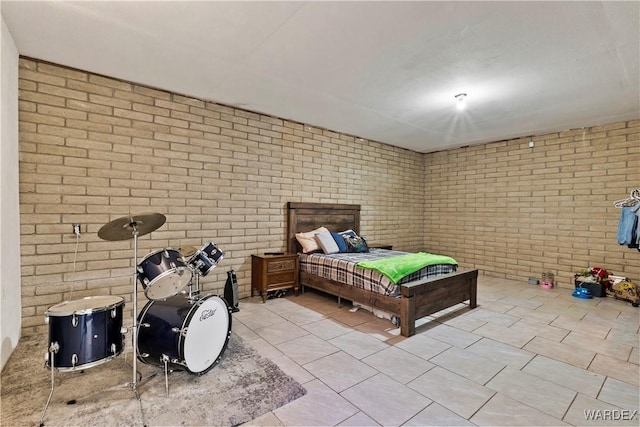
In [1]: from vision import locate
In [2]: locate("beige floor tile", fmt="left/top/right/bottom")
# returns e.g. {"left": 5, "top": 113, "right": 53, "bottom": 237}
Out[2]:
{"left": 498, "top": 296, "right": 544, "bottom": 310}
{"left": 254, "top": 320, "right": 310, "bottom": 345}
{"left": 271, "top": 354, "right": 315, "bottom": 385}
{"left": 394, "top": 333, "right": 451, "bottom": 360}
{"left": 336, "top": 411, "right": 380, "bottom": 426}
{"left": 465, "top": 308, "right": 519, "bottom": 326}
{"left": 510, "top": 319, "right": 569, "bottom": 342}
{"left": 408, "top": 366, "right": 495, "bottom": 419}
{"left": 563, "top": 393, "right": 639, "bottom": 426}
{"left": 276, "top": 334, "right": 339, "bottom": 365}
{"left": 233, "top": 305, "right": 288, "bottom": 330}
{"left": 629, "top": 347, "right": 639, "bottom": 365}
{"left": 422, "top": 323, "right": 482, "bottom": 348}
{"left": 404, "top": 402, "right": 474, "bottom": 426}
{"left": 476, "top": 300, "right": 515, "bottom": 314}
{"left": 304, "top": 351, "right": 377, "bottom": 393}
{"left": 470, "top": 393, "right": 569, "bottom": 426}
{"left": 606, "top": 327, "right": 640, "bottom": 348}
{"left": 485, "top": 367, "right": 576, "bottom": 419}
{"left": 466, "top": 337, "right": 535, "bottom": 369}
{"left": 562, "top": 331, "right": 632, "bottom": 361}
{"left": 524, "top": 336, "right": 596, "bottom": 368}
{"left": 506, "top": 305, "right": 559, "bottom": 324}
{"left": 301, "top": 318, "right": 353, "bottom": 340}
{"left": 362, "top": 346, "right": 434, "bottom": 385}
{"left": 438, "top": 313, "right": 487, "bottom": 331}
{"left": 589, "top": 354, "right": 640, "bottom": 386}
{"left": 232, "top": 318, "right": 260, "bottom": 341}
{"left": 430, "top": 346, "right": 505, "bottom": 385}
{"left": 342, "top": 373, "right": 432, "bottom": 426}
{"left": 279, "top": 306, "right": 326, "bottom": 325}
{"left": 329, "top": 305, "right": 381, "bottom": 327}
{"left": 473, "top": 322, "right": 534, "bottom": 348}
{"left": 522, "top": 355, "right": 605, "bottom": 398}
{"left": 242, "top": 410, "right": 284, "bottom": 426}
{"left": 551, "top": 316, "right": 611, "bottom": 339}
{"left": 273, "top": 379, "right": 358, "bottom": 426}
{"left": 328, "top": 331, "right": 388, "bottom": 360}
{"left": 598, "top": 377, "right": 640, "bottom": 412}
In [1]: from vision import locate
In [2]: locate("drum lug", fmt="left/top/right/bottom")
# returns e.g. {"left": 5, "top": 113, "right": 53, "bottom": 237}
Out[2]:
{"left": 44, "top": 315, "right": 49, "bottom": 324}
{"left": 111, "top": 308, "right": 117, "bottom": 318}
{"left": 72, "top": 314, "right": 78, "bottom": 327}
{"left": 170, "top": 262, "right": 176, "bottom": 270}
{"left": 71, "top": 354, "right": 78, "bottom": 367}
{"left": 140, "top": 323, "right": 150, "bottom": 328}
{"left": 121, "top": 326, "right": 129, "bottom": 334}
{"left": 140, "top": 352, "right": 149, "bottom": 358}
{"left": 163, "top": 249, "right": 170, "bottom": 258}
{"left": 137, "top": 265, "right": 144, "bottom": 274}
{"left": 171, "top": 327, "right": 188, "bottom": 337}
{"left": 111, "top": 343, "right": 117, "bottom": 354}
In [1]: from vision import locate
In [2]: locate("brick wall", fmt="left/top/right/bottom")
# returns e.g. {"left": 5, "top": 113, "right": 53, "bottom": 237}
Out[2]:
{"left": 423, "top": 123, "right": 640, "bottom": 287}
{"left": 18, "top": 58, "right": 425, "bottom": 335}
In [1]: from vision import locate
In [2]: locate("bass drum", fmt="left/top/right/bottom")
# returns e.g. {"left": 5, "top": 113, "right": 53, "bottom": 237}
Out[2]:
{"left": 137, "top": 294, "right": 231, "bottom": 375}
{"left": 45, "top": 296, "right": 125, "bottom": 371}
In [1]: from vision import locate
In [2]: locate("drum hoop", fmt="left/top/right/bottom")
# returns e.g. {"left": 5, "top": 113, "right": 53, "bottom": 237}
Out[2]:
{"left": 53, "top": 351, "right": 123, "bottom": 372}
{"left": 141, "top": 247, "right": 182, "bottom": 263}
{"left": 46, "top": 296, "right": 124, "bottom": 317}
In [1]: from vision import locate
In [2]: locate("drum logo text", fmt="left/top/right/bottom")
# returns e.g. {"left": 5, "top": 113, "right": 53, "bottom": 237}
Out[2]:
{"left": 199, "top": 308, "right": 216, "bottom": 322}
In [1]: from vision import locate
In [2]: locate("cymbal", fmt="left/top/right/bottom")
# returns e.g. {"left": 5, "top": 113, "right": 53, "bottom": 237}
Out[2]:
{"left": 178, "top": 246, "right": 198, "bottom": 257}
{"left": 98, "top": 213, "right": 166, "bottom": 241}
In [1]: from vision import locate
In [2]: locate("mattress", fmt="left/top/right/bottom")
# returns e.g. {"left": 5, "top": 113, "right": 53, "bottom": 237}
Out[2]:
{"left": 299, "top": 249, "right": 457, "bottom": 297}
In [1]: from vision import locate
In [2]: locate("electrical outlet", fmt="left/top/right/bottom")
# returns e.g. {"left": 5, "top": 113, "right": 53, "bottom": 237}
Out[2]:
{"left": 72, "top": 224, "right": 81, "bottom": 236}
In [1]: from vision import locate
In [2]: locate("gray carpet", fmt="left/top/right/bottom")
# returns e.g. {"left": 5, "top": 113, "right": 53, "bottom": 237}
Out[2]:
{"left": 1, "top": 333, "right": 306, "bottom": 426}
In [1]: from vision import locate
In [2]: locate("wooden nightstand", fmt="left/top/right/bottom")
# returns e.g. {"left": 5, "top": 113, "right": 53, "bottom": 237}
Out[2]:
{"left": 251, "top": 253, "right": 299, "bottom": 303}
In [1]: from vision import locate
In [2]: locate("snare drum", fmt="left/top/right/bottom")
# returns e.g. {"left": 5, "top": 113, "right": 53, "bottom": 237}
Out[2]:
{"left": 137, "top": 294, "right": 231, "bottom": 375}
{"left": 45, "top": 296, "right": 125, "bottom": 371}
{"left": 137, "top": 248, "right": 193, "bottom": 300}
{"left": 188, "top": 242, "right": 224, "bottom": 277}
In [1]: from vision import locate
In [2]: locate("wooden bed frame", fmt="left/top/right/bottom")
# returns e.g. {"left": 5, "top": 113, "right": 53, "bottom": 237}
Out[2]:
{"left": 287, "top": 202, "right": 478, "bottom": 337}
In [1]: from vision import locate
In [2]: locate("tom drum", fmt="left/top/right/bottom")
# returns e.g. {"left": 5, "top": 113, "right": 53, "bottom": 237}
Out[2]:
{"left": 137, "top": 248, "right": 193, "bottom": 300}
{"left": 187, "top": 242, "right": 224, "bottom": 277}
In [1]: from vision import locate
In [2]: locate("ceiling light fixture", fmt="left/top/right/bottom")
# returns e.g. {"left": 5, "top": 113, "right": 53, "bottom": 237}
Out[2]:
{"left": 455, "top": 93, "right": 467, "bottom": 111}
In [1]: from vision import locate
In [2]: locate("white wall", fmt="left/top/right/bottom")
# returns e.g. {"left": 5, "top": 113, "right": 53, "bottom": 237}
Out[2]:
{"left": 1, "top": 15, "right": 22, "bottom": 371}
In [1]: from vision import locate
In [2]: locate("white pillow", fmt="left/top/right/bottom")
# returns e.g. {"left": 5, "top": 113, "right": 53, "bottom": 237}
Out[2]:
{"left": 315, "top": 231, "right": 340, "bottom": 254}
{"left": 295, "top": 226, "right": 329, "bottom": 253}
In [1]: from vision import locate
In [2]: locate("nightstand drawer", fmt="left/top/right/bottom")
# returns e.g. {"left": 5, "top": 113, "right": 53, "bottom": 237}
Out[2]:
{"left": 267, "top": 271, "right": 296, "bottom": 287}
{"left": 267, "top": 259, "right": 296, "bottom": 273}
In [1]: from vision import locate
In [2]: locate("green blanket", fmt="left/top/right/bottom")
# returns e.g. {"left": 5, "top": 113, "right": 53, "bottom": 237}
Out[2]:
{"left": 357, "top": 252, "right": 457, "bottom": 284}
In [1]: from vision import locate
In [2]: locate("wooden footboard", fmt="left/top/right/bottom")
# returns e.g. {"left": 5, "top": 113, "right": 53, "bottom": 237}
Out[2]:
{"left": 300, "top": 268, "right": 478, "bottom": 337}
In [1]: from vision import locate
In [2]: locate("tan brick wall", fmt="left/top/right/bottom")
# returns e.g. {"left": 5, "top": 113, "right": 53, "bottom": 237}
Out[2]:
{"left": 18, "top": 59, "right": 425, "bottom": 335}
{"left": 424, "top": 123, "right": 640, "bottom": 288}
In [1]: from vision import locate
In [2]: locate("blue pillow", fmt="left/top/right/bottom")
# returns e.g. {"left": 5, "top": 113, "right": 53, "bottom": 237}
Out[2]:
{"left": 332, "top": 230, "right": 357, "bottom": 253}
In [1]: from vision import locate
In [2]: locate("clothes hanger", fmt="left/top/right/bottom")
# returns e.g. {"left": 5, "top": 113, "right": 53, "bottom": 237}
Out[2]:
{"left": 614, "top": 188, "right": 640, "bottom": 208}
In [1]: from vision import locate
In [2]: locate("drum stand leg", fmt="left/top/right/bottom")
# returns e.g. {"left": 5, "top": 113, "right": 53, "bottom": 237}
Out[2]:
{"left": 162, "top": 355, "right": 170, "bottom": 398}
{"left": 39, "top": 342, "right": 59, "bottom": 427}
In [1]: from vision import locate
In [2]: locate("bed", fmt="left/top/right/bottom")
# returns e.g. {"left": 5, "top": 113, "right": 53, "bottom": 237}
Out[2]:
{"left": 287, "top": 202, "right": 478, "bottom": 337}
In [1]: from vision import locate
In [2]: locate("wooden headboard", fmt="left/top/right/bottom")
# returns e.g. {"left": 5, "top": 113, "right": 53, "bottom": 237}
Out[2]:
{"left": 286, "top": 202, "right": 361, "bottom": 253}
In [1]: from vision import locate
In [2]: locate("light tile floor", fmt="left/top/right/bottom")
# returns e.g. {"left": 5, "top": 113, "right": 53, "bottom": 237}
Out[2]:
{"left": 237, "top": 275, "right": 639, "bottom": 426}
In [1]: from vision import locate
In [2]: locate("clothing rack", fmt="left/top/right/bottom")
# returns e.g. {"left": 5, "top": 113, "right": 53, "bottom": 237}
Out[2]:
{"left": 614, "top": 188, "right": 640, "bottom": 208}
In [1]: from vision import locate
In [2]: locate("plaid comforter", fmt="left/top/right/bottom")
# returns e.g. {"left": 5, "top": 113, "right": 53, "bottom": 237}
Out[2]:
{"left": 299, "top": 249, "right": 457, "bottom": 296}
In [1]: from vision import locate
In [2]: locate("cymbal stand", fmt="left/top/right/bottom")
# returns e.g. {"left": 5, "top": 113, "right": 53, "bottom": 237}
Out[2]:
{"left": 39, "top": 342, "right": 59, "bottom": 426}
{"left": 131, "top": 226, "right": 139, "bottom": 391}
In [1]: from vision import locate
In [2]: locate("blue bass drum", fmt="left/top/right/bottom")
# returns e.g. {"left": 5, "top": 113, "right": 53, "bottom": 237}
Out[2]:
{"left": 45, "top": 296, "right": 125, "bottom": 371}
{"left": 136, "top": 294, "right": 231, "bottom": 375}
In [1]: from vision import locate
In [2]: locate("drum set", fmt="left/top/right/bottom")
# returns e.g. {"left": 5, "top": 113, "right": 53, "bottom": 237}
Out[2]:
{"left": 40, "top": 213, "right": 233, "bottom": 425}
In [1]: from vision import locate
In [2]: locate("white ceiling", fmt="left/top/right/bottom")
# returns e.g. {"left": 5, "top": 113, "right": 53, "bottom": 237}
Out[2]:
{"left": 2, "top": 1, "right": 639, "bottom": 153}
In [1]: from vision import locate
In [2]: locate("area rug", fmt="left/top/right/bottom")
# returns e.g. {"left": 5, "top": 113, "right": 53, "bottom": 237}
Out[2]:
{"left": 1, "top": 333, "right": 306, "bottom": 426}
